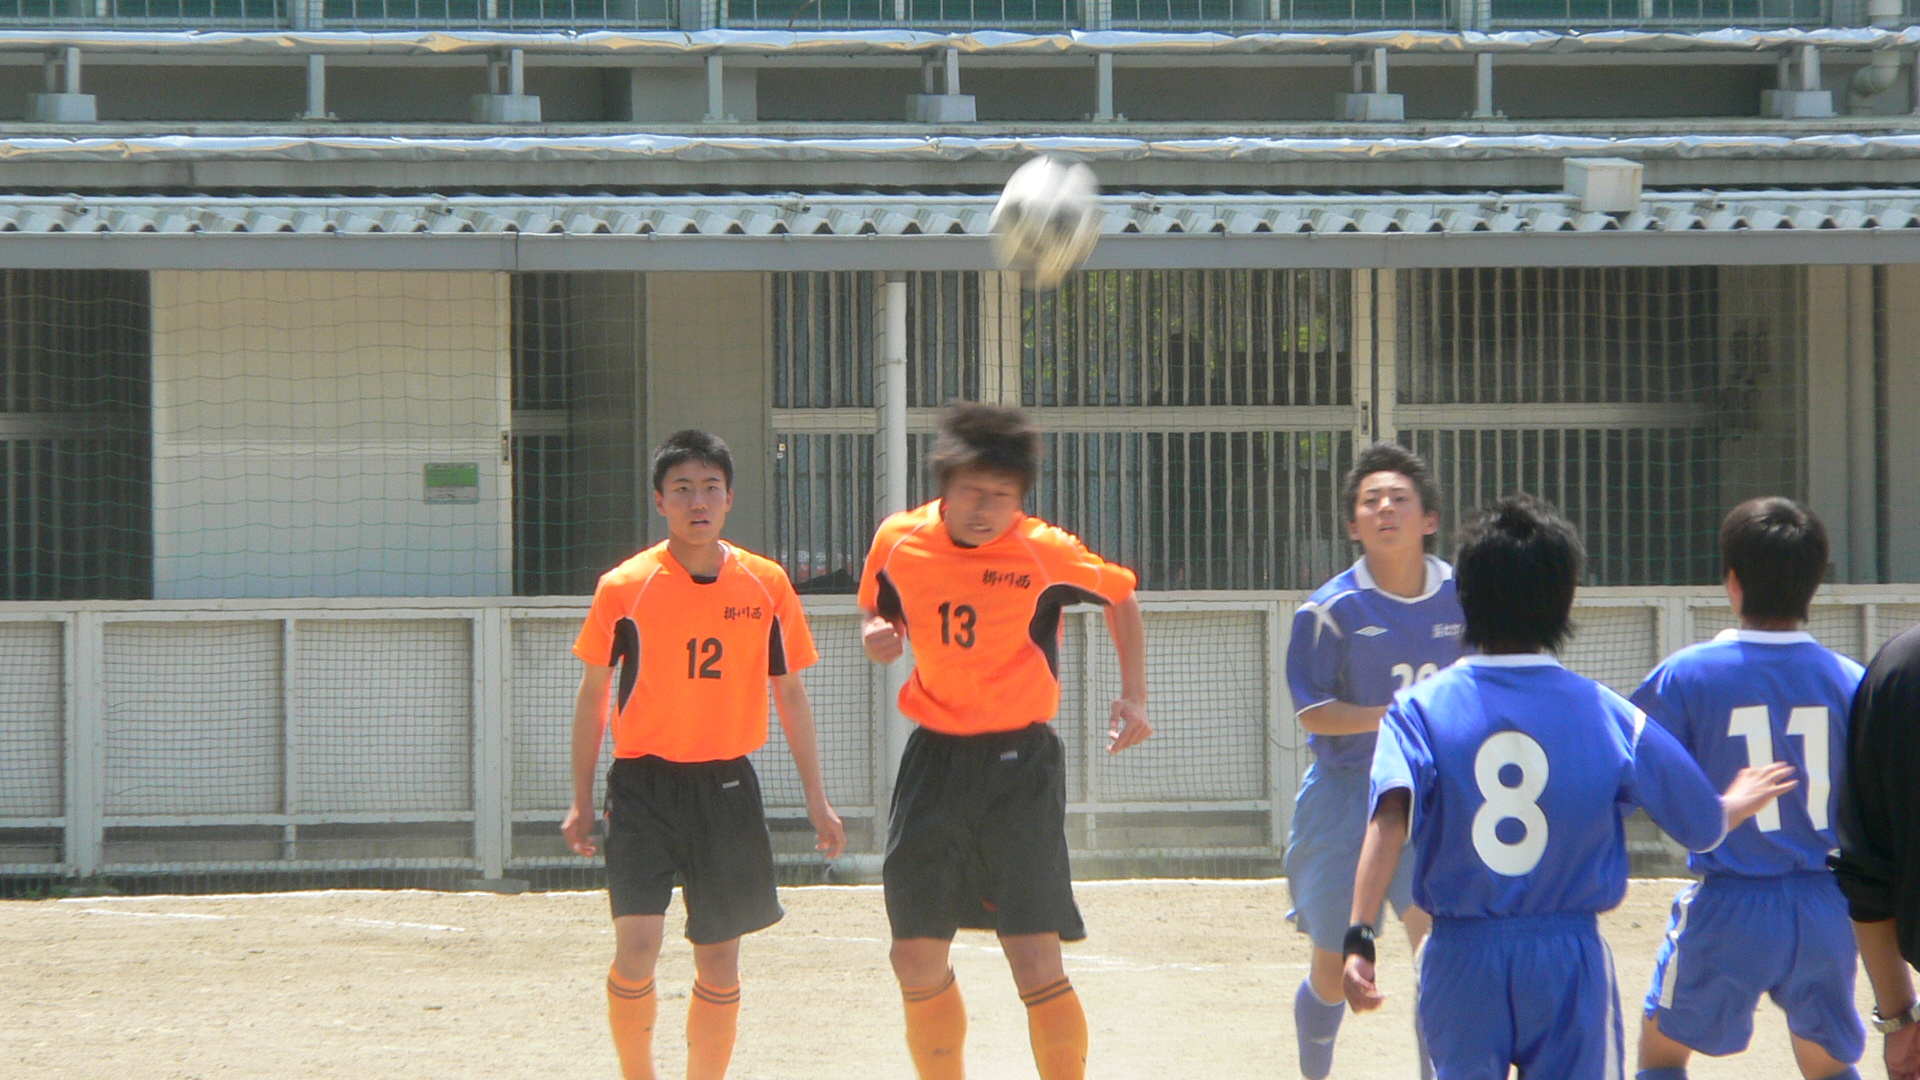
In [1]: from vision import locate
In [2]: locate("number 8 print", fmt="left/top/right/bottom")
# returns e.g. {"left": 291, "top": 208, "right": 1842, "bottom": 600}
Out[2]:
{"left": 1471, "top": 731, "right": 1551, "bottom": 876}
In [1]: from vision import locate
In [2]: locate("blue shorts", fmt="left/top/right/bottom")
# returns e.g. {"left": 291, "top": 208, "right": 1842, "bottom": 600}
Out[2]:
{"left": 1420, "top": 912, "right": 1624, "bottom": 1080}
{"left": 1645, "top": 872, "right": 1865, "bottom": 1063}
{"left": 1285, "top": 761, "right": 1417, "bottom": 953}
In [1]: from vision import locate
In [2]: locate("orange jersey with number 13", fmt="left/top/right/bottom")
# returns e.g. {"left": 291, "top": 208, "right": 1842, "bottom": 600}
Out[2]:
{"left": 859, "top": 501, "right": 1137, "bottom": 736}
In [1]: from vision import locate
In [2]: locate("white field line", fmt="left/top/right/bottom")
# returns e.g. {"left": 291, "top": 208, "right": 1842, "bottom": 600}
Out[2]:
{"left": 61, "top": 904, "right": 465, "bottom": 933}
{"left": 74, "top": 909, "right": 229, "bottom": 921}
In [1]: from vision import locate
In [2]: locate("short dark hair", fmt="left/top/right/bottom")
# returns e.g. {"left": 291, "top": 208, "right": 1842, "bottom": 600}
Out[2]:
{"left": 1721, "top": 497, "right": 1828, "bottom": 624}
{"left": 651, "top": 429, "right": 733, "bottom": 493}
{"left": 928, "top": 402, "right": 1041, "bottom": 495}
{"left": 1343, "top": 443, "right": 1443, "bottom": 552}
{"left": 1455, "top": 494, "right": 1584, "bottom": 653}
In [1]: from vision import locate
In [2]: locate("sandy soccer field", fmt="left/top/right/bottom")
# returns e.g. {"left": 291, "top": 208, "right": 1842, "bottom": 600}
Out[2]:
{"left": 1, "top": 879, "right": 1876, "bottom": 1080}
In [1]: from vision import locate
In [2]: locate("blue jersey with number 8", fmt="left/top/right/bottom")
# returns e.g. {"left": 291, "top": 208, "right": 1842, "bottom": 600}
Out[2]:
{"left": 1372, "top": 654, "right": 1729, "bottom": 919}
{"left": 1630, "top": 629, "right": 1863, "bottom": 878}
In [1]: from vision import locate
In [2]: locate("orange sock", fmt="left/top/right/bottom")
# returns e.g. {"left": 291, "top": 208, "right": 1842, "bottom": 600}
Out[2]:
{"left": 902, "top": 969, "right": 967, "bottom": 1080}
{"left": 1021, "top": 977, "right": 1088, "bottom": 1080}
{"left": 686, "top": 979, "right": 740, "bottom": 1080}
{"left": 606, "top": 966, "right": 658, "bottom": 1080}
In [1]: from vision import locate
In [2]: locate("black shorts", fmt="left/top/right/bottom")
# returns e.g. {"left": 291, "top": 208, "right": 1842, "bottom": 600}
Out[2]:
{"left": 604, "top": 755, "right": 783, "bottom": 945}
{"left": 883, "top": 723, "right": 1084, "bottom": 943}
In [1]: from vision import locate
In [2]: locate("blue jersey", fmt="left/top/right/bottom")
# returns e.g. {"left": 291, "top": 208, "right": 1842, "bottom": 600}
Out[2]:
{"left": 1372, "top": 654, "right": 1729, "bottom": 919}
{"left": 1630, "top": 629, "right": 1864, "bottom": 878}
{"left": 1287, "top": 556, "right": 1465, "bottom": 770}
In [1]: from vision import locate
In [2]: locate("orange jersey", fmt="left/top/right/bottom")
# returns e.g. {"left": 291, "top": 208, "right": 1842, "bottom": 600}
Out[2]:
{"left": 858, "top": 502, "right": 1137, "bottom": 736}
{"left": 574, "top": 541, "right": 818, "bottom": 763}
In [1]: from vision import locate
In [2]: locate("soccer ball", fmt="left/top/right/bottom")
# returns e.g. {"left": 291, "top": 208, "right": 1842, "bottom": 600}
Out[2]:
{"left": 989, "top": 155, "right": 1102, "bottom": 290}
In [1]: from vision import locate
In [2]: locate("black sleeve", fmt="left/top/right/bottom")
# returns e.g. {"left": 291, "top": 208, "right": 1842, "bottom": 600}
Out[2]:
{"left": 1830, "top": 624, "right": 1920, "bottom": 968}
{"left": 767, "top": 616, "right": 788, "bottom": 678}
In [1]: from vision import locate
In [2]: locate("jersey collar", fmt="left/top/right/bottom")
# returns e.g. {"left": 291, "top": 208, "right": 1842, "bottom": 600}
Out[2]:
{"left": 661, "top": 541, "right": 732, "bottom": 581}
{"left": 1351, "top": 554, "right": 1452, "bottom": 604}
{"left": 1714, "top": 627, "right": 1817, "bottom": 645}
{"left": 1459, "top": 652, "right": 1563, "bottom": 668}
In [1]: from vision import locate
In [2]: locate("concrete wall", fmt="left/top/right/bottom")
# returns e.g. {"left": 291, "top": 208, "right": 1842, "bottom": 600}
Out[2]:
{"left": 645, "top": 272, "right": 772, "bottom": 555}
{"left": 151, "top": 270, "right": 513, "bottom": 599}
{"left": 1887, "top": 265, "right": 1920, "bottom": 582}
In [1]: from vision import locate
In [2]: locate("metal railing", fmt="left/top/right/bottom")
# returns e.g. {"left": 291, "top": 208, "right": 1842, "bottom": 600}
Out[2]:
{"left": 4, "top": 587, "right": 1913, "bottom": 882}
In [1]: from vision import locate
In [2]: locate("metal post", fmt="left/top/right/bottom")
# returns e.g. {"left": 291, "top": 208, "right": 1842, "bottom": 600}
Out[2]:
{"left": 488, "top": 59, "right": 503, "bottom": 96}
{"left": 66, "top": 612, "right": 104, "bottom": 879}
{"left": 1912, "top": 49, "right": 1920, "bottom": 114}
{"left": 63, "top": 46, "right": 80, "bottom": 95}
{"left": 1372, "top": 46, "right": 1388, "bottom": 94}
{"left": 508, "top": 48, "right": 526, "bottom": 97}
{"left": 1847, "top": 265, "right": 1879, "bottom": 583}
{"left": 877, "top": 272, "right": 913, "bottom": 812}
{"left": 705, "top": 54, "right": 725, "bottom": 121}
{"left": 1473, "top": 52, "right": 1494, "bottom": 117}
{"left": 921, "top": 55, "right": 937, "bottom": 95}
{"left": 304, "top": 54, "right": 326, "bottom": 119}
{"left": 1777, "top": 52, "right": 1792, "bottom": 90}
{"left": 1800, "top": 43, "right": 1821, "bottom": 92}
{"left": 944, "top": 47, "right": 961, "bottom": 96}
{"left": 43, "top": 53, "right": 57, "bottom": 94}
{"left": 1351, "top": 56, "right": 1365, "bottom": 93}
{"left": 1094, "top": 52, "right": 1115, "bottom": 121}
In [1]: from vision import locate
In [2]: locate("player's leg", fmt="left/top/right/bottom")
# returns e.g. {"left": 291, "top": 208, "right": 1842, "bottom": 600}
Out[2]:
{"left": 686, "top": 937, "right": 742, "bottom": 1080}
{"left": 1772, "top": 874, "right": 1868, "bottom": 1080}
{"left": 1285, "top": 762, "right": 1370, "bottom": 1080}
{"left": 605, "top": 759, "right": 681, "bottom": 1080}
{"left": 1639, "top": 879, "right": 1773, "bottom": 1078}
{"left": 679, "top": 758, "right": 784, "bottom": 1080}
{"left": 885, "top": 728, "right": 973, "bottom": 1080}
{"left": 980, "top": 725, "right": 1088, "bottom": 1080}
{"left": 1392, "top": 855, "right": 1434, "bottom": 1080}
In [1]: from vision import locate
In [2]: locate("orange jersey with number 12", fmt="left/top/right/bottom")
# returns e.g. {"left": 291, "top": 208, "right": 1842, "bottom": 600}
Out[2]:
{"left": 859, "top": 501, "right": 1137, "bottom": 736}
{"left": 574, "top": 542, "right": 818, "bottom": 763}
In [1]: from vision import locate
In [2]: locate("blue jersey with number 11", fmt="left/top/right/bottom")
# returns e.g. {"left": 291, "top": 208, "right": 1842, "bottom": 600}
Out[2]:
{"left": 1630, "top": 629, "right": 1863, "bottom": 878}
{"left": 1372, "top": 655, "right": 1729, "bottom": 919}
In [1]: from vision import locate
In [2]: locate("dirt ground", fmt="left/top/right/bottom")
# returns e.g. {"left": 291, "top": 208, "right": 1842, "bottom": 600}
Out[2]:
{"left": 0, "top": 879, "right": 1877, "bottom": 1080}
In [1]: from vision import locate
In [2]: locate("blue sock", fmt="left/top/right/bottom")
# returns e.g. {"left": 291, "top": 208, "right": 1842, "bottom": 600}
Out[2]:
{"left": 1636, "top": 1069, "right": 1687, "bottom": 1080}
{"left": 1294, "top": 978, "right": 1345, "bottom": 1080}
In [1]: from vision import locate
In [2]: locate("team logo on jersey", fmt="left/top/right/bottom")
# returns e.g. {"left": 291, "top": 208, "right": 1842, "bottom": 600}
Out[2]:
{"left": 981, "top": 569, "right": 1033, "bottom": 589}
{"left": 1433, "top": 623, "right": 1464, "bottom": 639}
{"left": 1357, "top": 625, "right": 1388, "bottom": 637}
{"left": 723, "top": 605, "right": 765, "bottom": 621}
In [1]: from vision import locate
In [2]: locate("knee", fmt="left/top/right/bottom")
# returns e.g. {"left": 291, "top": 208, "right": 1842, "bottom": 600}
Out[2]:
{"left": 890, "top": 940, "right": 948, "bottom": 989}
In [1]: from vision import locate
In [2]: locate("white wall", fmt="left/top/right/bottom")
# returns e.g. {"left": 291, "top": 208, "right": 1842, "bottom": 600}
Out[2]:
{"left": 150, "top": 271, "right": 513, "bottom": 599}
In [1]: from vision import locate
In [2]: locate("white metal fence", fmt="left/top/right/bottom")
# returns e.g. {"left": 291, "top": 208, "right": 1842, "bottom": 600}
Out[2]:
{"left": 3, "top": 586, "right": 1916, "bottom": 881}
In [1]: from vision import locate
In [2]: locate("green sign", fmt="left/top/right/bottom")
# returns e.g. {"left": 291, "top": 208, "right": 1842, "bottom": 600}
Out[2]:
{"left": 424, "top": 462, "right": 480, "bottom": 504}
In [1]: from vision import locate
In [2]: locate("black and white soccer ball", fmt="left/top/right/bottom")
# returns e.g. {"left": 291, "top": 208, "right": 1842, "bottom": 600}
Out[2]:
{"left": 989, "top": 155, "right": 1101, "bottom": 290}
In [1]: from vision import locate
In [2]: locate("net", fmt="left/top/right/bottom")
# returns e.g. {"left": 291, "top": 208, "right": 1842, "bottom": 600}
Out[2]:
{"left": 0, "top": 263, "right": 1910, "bottom": 893}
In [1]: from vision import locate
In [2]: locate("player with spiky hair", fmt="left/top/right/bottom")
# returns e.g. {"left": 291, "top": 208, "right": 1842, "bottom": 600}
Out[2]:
{"left": 1633, "top": 499, "right": 1867, "bottom": 1080}
{"left": 859, "top": 402, "right": 1151, "bottom": 1080}
{"left": 1343, "top": 494, "right": 1797, "bottom": 1080}
{"left": 1284, "top": 442, "right": 1462, "bottom": 1080}
{"left": 563, "top": 429, "right": 846, "bottom": 1080}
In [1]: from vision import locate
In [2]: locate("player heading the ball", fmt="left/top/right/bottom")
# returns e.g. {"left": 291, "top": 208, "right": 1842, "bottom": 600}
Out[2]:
{"left": 1285, "top": 442, "right": 1462, "bottom": 1080}
{"left": 859, "top": 402, "right": 1151, "bottom": 1080}
{"left": 1343, "top": 494, "right": 1796, "bottom": 1080}
{"left": 1634, "top": 499, "right": 1867, "bottom": 1080}
{"left": 562, "top": 429, "right": 846, "bottom": 1080}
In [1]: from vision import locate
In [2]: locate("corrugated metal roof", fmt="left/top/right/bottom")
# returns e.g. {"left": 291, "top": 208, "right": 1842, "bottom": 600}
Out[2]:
{"left": 3, "top": 190, "right": 1918, "bottom": 238}
{"left": 2, "top": 26, "right": 1917, "bottom": 57}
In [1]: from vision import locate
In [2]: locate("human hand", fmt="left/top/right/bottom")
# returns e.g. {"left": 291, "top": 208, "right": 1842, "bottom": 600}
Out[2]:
{"left": 1721, "top": 761, "right": 1798, "bottom": 830}
{"left": 863, "top": 616, "right": 904, "bottom": 664}
{"left": 1887, "top": 1023, "right": 1920, "bottom": 1080}
{"left": 1107, "top": 698, "right": 1152, "bottom": 754}
{"left": 809, "top": 797, "right": 847, "bottom": 860}
{"left": 561, "top": 801, "right": 599, "bottom": 856}
{"left": 1343, "top": 955, "right": 1385, "bottom": 1013}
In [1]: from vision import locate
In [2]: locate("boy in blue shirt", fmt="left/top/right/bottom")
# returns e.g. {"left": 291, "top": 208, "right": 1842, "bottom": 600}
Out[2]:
{"left": 1285, "top": 443, "right": 1465, "bottom": 1080}
{"left": 1633, "top": 498, "right": 1866, "bottom": 1080}
{"left": 1342, "top": 494, "right": 1796, "bottom": 1080}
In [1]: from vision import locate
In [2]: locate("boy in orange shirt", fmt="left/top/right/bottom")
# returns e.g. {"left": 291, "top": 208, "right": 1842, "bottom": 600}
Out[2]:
{"left": 860, "top": 403, "right": 1152, "bottom": 1080}
{"left": 563, "top": 429, "right": 845, "bottom": 1080}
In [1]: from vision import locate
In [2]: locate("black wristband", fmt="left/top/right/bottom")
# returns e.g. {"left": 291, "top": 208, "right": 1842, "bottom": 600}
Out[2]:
{"left": 1343, "top": 923, "right": 1377, "bottom": 965}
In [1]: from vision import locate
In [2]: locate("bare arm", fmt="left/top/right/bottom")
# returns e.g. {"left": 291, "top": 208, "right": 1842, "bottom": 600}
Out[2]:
{"left": 773, "top": 671, "right": 846, "bottom": 858}
{"left": 1855, "top": 919, "right": 1920, "bottom": 1080}
{"left": 1103, "top": 594, "right": 1152, "bottom": 754}
{"left": 561, "top": 664, "right": 614, "bottom": 856}
{"left": 1343, "top": 787, "right": 1410, "bottom": 1013}
{"left": 1298, "top": 701, "right": 1390, "bottom": 737}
